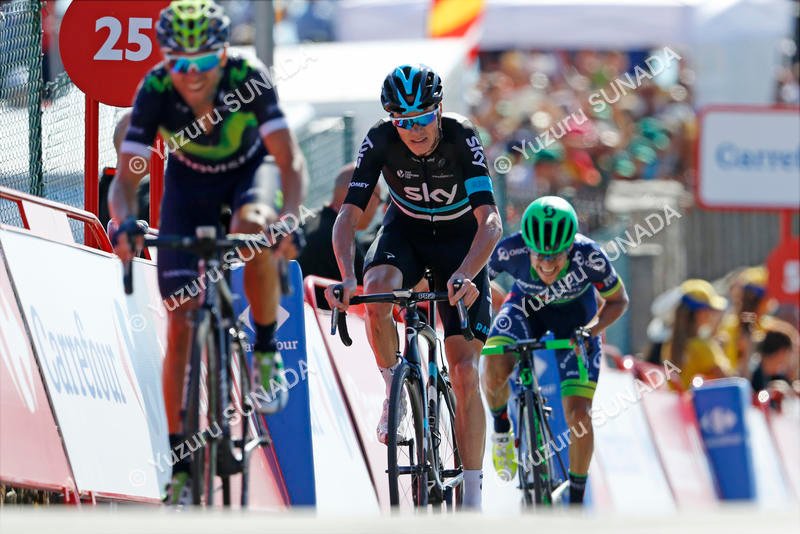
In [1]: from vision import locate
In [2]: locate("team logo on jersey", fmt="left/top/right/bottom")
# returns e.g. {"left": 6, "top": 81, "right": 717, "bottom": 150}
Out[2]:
{"left": 497, "top": 246, "right": 528, "bottom": 262}
{"left": 465, "top": 135, "right": 487, "bottom": 169}
{"left": 397, "top": 170, "right": 404, "bottom": 178}
{"left": 404, "top": 183, "right": 457, "bottom": 204}
{"left": 355, "top": 135, "right": 373, "bottom": 168}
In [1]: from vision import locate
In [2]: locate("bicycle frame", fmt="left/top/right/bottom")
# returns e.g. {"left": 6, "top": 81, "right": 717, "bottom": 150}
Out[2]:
{"left": 330, "top": 275, "right": 471, "bottom": 507}
{"left": 482, "top": 331, "right": 588, "bottom": 507}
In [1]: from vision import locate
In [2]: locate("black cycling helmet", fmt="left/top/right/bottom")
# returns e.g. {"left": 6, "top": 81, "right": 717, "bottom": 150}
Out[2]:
{"left": 381, "top": 64, "right": 443, "bottom": 114}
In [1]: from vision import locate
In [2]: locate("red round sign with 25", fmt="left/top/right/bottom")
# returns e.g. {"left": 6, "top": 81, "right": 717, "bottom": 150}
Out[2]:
{"left": 59, "top": 0, "right": 170, "bottom": 107}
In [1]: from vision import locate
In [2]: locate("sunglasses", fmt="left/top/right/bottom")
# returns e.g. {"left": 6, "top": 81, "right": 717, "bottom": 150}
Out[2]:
{"left": 532, "top": 250, "right": 568, "bottom": 262}
{"left": 166, "top": 50, "right": 223, "bottom": 74}
{"left": 390, "top": 109, "right": 439, "bottom": 130}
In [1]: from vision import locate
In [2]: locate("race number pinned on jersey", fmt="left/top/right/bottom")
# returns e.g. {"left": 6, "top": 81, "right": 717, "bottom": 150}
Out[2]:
{"left": 59, "top": 0, "right": 170, "bottom": 107}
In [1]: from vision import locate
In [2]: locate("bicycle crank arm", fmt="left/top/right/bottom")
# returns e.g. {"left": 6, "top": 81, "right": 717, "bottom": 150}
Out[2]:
{"left": 551, "top": 480, "right": 570, "bottom": 504}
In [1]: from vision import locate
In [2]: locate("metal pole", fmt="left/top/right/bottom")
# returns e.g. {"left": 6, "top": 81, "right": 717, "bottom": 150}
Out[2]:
{"left": 254, "top": 0, "right": 274, "bottom": 69}
{"left": 84, "top": 95, "right": 99, "bottom": 245}
{"left": 28, "top": 0, "right": 43, "bottom": 197}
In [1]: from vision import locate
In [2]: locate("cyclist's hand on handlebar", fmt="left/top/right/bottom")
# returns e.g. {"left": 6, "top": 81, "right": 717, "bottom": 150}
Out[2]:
{"left": 447, "top": 272, "right": 479, "bottom": 308}
{"left": 110, "top": 217, "right": 146, "bottom": 263}
{"left": 325, "top": 276, "right": 357, "bottom": 312}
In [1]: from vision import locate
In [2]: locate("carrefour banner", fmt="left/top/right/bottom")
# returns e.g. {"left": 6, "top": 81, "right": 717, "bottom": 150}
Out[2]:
{"left": 692, "top": 378, "right": 754, "bottom": 500}
{"left": 230, "top": 260, "right": 314, "bottom": 506}
{"left": 0, "top": 228, "right": 164, "bottom": 500}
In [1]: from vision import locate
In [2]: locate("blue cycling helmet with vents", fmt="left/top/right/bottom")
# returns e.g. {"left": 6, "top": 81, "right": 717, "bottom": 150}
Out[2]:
{"left": 381, "top": 64, "right": 443, "bottom": 114}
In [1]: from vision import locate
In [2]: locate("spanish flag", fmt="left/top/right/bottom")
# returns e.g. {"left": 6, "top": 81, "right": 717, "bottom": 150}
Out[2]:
{"left": 428, "top": 0, "right": 484, "bottom": 61}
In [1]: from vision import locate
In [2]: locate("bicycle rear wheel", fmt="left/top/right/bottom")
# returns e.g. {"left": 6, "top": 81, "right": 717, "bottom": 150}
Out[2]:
{"left": 432, "top": 377, "right": 461, "bottom": 510}
{"left": 387, "top": 362, "right": 427, "bottom": 509}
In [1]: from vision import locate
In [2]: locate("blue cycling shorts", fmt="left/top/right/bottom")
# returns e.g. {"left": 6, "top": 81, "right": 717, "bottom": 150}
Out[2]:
{"left": 157, "top": 154, "right": 280, "bottom": 300}
{"left": 486, "top": 290, "right": 602, "bottom": 399}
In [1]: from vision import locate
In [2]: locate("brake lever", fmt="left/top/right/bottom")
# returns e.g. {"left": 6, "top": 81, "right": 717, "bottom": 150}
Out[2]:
{"left": 330, "top": 285, "right": 353, "bottom": 347}
{"left": 453, "top": 280, "right": 474, "bottom": 341}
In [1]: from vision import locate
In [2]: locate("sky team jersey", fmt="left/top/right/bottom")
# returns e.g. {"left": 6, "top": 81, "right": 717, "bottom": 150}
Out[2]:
{"left": 121, "top": 52, "right": 288, "bottom": 174}
{"left": 344, "top": 113, "right": 495, "bottom": 228}
{"left": 488, "top": 232, "right": 621, "bottom": 321}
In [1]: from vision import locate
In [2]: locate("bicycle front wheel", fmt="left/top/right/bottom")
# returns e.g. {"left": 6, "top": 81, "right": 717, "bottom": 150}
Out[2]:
{"left": 187, "top": 311, "right": 219, "bottom": 506}
{"left": 387, "top": 362, "right": 428, "bottom": 509}
{"left": 518, "top": 389, "right": 549, "bottom": 506}
{"left": 433, "top": 377, "right": 461, "bottom": 510}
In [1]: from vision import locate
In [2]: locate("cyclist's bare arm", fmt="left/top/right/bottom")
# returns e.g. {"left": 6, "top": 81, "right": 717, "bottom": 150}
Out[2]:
{"left": 449, "top": 204, "right": 503, "bottom": 304}
{"left": 453, "top": 205, "right": 502, "bottom": 280}
{"left": 490, "top": 280, "right": 506, "bottom": 312}
{"left": 262, "top": 128, "right": 307, "bottom": 217}
{"left": 589, "top": 280, "right": 629, "bottom": 336}
{"left": 109, "top": 152, "right": 149, "bottom": 224}
{"left": 326, "top": 204, "right": 363, "bottom": 309}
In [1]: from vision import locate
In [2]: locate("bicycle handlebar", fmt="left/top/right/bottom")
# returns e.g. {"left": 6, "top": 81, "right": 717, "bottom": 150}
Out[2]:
{"left": 329, "top": 280, "right": 474, "bottom": 346}
{"left": 481, "top": 338, "right": 574, "bottom": 356}
{"left": 122, "top": 227, "right": 274, "bottom": 295}
{"left": 481, "top": 327, "right": 593, "bottom": 356}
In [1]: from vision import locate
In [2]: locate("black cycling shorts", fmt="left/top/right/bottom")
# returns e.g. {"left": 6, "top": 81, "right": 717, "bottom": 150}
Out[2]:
{"left": 157, "top": 154, "right": 280, "bottom": 300}
{"left": 363, "top": 222, "right": 492, "bottom": 342}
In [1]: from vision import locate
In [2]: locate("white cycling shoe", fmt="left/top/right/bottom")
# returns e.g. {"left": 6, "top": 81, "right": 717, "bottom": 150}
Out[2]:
{"left": 376, "top": 397, "right": 408, "bottom": 445}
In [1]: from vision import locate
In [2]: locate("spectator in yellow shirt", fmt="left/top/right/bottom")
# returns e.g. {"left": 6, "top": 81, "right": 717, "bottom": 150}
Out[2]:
{"left": 662, "top": 279, "right": 732, "bottom": 389}
{"left": 720, "top": 266, "right": 769, "bottom": 376}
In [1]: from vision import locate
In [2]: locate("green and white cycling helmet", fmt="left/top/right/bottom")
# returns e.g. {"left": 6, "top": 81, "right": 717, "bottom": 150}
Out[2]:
{"left": 520, "top": 196, "right": 578, "bottom": 255}
{"left": 156, "top": 0, "right": 230, "bottom": 54}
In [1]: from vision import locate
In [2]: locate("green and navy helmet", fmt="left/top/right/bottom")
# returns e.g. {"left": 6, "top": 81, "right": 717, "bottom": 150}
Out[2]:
{"left": 156, "top": 0, "right": 230, "bottom": 54}
{"left": 521, "top": 196, "right": 579, "bottom": 255}
{"left": 381, "top": 64, "right": 443, "bottom": 114}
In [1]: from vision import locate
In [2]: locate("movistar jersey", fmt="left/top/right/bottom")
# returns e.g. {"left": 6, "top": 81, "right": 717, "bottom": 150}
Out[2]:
{"left": 488, "top": 232, "right": 621, "bottom": 319}
{"left": 121, "top": 52, "right": 287, "bottom": 174}
{"left": 344, "top": 113, "right": 496, "bottom": 230}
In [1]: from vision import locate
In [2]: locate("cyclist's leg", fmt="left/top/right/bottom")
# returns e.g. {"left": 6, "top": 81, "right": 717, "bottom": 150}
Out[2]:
{"left": 362, "top": 224, "right": 423, "bottom": 443}
{"left": 482, "top": 291, "right": 532, "bottom": 415}
{"left": 482, "top": 291, "right": 538, "bottom": 481}
{"left": 551, "top": 322, "right": 602, "bottom": 505}
{"left": 230, "top": 156, "right": 287, "bottom": 412}
{"left": 429, "top": 237, "right": 491, "bottom": 508}
{"left": 158, "top": 166, "right": 226, "bottom": 501}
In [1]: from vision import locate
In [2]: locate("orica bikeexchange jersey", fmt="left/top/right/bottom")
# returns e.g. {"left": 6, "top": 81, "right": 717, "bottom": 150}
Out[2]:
{"left": 121, "top": 52, "right": 288, "bottom": 174}
{"left": 343, "top": 113, "right": 496, "bottom": 231}
{"left": 488, "top": 233, "right": 621, "bottom": 320}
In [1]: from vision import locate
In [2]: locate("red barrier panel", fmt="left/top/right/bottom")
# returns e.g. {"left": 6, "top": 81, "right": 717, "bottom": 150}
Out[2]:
{"left": 0, "top": 250, "right": 77, "bottom": 496}
{"left": 768, "top": 398, "right": 800, "bottom": 500}
{"left": 641, "top": 391, "right": 717, "bottom": 508}
{"left": 304, "top": 276, "right": 392, "bottom": 509}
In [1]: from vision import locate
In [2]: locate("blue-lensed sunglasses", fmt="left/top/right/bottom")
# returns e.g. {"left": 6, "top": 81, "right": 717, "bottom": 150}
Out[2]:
{"left": 390, "top": 109, "right": 439, "bottom": 130}
{"left": 531, "top": 249, "right": 568, "bottom": 262}
{"left": 166, "top": 50, "right": 223, "bottom": 74}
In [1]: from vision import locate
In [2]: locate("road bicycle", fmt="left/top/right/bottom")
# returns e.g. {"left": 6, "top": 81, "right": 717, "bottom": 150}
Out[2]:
{"left": 481, "top": 328, "right": 590, "bottom": 506}
{"left": 126, "top": 225, "right": 273, "bottom": 506}
{"left": 330, "top": 270, "right": 472, "bottom": 510}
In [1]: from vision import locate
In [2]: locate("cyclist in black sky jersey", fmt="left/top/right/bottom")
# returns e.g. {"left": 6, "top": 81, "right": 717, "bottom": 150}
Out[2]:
{"left": 325, "top": 64, "right": 503, "bottom": 510}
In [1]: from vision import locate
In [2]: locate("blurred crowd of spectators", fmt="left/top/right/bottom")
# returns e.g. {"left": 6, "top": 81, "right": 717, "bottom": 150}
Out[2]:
{"left": 468, "top": 49, "right": 699, "bottom": 234}
{"left": 467, "top": 47, "right": 799, "bottom": 234}
{"left": 645, "top": 267, "right": 800, "bottom": 403}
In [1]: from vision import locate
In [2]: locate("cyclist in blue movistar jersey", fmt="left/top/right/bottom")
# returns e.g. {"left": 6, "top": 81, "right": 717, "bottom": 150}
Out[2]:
{"left": 108, "top": 0, "right": 307, "bottom": 503}
{"left": 325, "top": 64, "right": 503, "bottom": 510}
{"left": 481, "top": 196, "right": 628, "bottom": 505}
